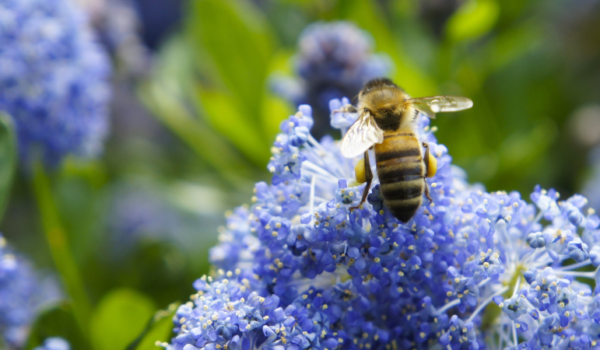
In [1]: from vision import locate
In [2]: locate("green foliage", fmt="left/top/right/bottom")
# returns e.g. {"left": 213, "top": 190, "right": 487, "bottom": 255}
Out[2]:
{"left": 188, "top": 0, "right": 275, "bottom": 117}
{"left": 127, "top": 303, "right": 179, "bottom": 350}
{"left": 0, "top": 113, "right": 15, "bottom": 222}
{"left": 194, "top": 88, "right": 270, "bottom": 165}
{"left": 138, "top": 75, "right": 254, "bottom": 183}
{"left": 31, "top": 163, "right": 92, "bottom": 333}
{"left": 338, "top": 0, "right": 437, "bottom": 96}
{"left": 24, "top": 303, "right": 90, "bottom": 350}
{"left": 446, "top": 0, "right": 500, "bottom": 42}
{"left": 90, "top": 288, "right": 156, "bottom": 350}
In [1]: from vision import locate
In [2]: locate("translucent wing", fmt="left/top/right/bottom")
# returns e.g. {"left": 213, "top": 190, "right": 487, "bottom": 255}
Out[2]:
{"left": 408, "top": 96, "right": 473, "bottom": 118}
{"left": 340, "top": 111, "right": 384, "bottom": 158}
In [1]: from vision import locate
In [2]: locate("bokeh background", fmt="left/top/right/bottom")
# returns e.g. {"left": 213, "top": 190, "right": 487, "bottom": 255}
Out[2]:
{"left": 1, "top": 0, "right": 600, "bottom": 349}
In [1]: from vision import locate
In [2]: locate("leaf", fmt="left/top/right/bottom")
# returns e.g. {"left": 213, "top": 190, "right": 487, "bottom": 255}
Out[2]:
{"left": 339, "top": 0, "right": 437, "bottom": 96}
{"left": 188, "top": 0, "right": 275, "bottom": 117}
{"left": 194, "top": 87, "right": 271, "bottom": 166}
{"left": 137, "top": 81, "right": 254, "bottom": 184}
{"left": 127, "top": 303, "right": 179, "bottom": 350}
{"left": 90, "top": 288, "right": 156, "bottom": 350}
{"left": 445, "top": 0, "right": 500, "bottom": 43}
{"left": 0, "top": 112, "right": 16, "bottom": 222}
{"left": 484, "top": 20, "right": 541, "bottom": 72}
{"left": 24, "top": 303, "right": 90, "bottom": 350}
{"left": 32, "top": 163, "right": 92, "bottom": 332}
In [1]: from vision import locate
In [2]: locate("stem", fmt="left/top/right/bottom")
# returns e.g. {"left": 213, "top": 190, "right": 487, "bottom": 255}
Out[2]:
{"left": 554, "top": 270, "right": 596, "bottom": 279}
{"left": 557, "top": 260, "right": 592, "bottom": 271}
{"left": 477, "top": 277, "right": 491, "bottom": 289}
{"left": 467, "top": 286, "right": 509, "bottom": 323}
{"left": 436, "top": 299, "right": 461, "bottom": 314}
{"left": 309, "top": 176, "right": 316, "bottom": 215}
{"left": 31, "top": 162, "right": 91, "bottom": 333}
{"left": 481, "top": 264, "right": 524, "bottom": 329}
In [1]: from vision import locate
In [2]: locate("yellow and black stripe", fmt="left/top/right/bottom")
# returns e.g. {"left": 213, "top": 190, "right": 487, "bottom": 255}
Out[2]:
{"left": 374, "top": 131, "right": 425, "bottom": 223}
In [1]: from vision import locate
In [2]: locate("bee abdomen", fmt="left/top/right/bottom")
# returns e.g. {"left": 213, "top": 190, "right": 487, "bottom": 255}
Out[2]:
{"left": 381, "top": 180, "right": 423, "bottom": 200}
{"left": 385, "top": 197, "right": 423, "bottom": 223}
{"left": 380, "top": 180, "right": 424, "bottom": 222}
{"left": 377, "top": 162, "right": 424, "bottom": 183}
{"left": 374, "top": 132, "right": 425, "bottom": 222}
{"left": 375, "top": 147, "right": 420, "bottom": 162}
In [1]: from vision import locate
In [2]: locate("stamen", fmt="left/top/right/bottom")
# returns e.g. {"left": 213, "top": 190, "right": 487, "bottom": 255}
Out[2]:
{"left": 466, "top": 286, "right": 509, "bottom": 323}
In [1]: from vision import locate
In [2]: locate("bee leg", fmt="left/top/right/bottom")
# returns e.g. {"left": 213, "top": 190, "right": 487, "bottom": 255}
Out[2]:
{"left": 423, "top": 142, "right": 430, "bottom": 175}
{"left": 334, "top": 105, "right": 358, "bottom": 114}
{"left": 423, "top": 142, "right": 437, "bottom": 178}
{"left": 423, "top": 142, "right": 433, "bottom": 203}
{"left": 424, "top": 181, "right": 433, "bottom": 203}
{"left": 350, "top": 151, "right": 373, "bottom": 212}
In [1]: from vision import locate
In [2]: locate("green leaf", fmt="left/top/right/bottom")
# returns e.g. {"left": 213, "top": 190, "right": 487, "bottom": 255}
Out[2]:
{"left": 484, "top": 20, "right": 541, "bottom": 73}
{"left": 90, "top": 288, "right": 156, "bottom": 350}
{"left": 24, "top": 303, "right": 90, "bottom": 350}
{"left": 499, "top": 119, "right": 558, "bottom": 170}
{"left": 339, "top": 0, "right": 437, "bottom": 96}
{"left": 32, "top": 163, "right": 92, "bottom": 333}
{"left": 194, "top": 88, "right": 271, "bottom": 166}
{"left": 127, "top": 303, "right": 179, "bottom": 350}
{"left": 446, "top": 0, "right": 500, "bottom": 43}
{"left": 137, "top": 81, "right": 254, "bottom": 184}
{"left": 0, "top": 112, "right": 16, "bottom": 222}
{"left": 188, "top": 0, "right": 275, "bottom": 117}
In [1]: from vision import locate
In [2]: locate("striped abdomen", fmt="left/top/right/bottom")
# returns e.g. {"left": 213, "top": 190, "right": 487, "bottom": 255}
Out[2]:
{"left": 374, "top": 130, "right": 425, "bottom": 223}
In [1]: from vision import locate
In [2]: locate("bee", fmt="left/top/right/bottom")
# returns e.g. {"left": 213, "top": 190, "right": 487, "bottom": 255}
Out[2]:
{"left": 340, "top": 78, "right": 473, "bottom": 222}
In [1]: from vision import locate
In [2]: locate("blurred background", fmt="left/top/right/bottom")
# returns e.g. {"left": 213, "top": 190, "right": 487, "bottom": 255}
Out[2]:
{"left": 1, "top": 0, "right": 600, "bottom": 349}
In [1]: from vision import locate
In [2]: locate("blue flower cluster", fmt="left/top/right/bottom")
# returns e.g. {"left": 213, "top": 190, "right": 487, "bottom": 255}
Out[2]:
{"left": 0, "top": 0, "right": 111, "bottom": 166}
{"left": 33, "top": 337, "right": 70, "bottom": 350}
{"left": 164, "top": 100, "right": 600, "bottom": 350}
{"left": 271, "top": 22, "right": 391, "bottom": 136}
{"left": 1, "top": 234, "right": 61, "bottom": 347}
{"left": 78, "top": 0, "right": 150, "bottom": 78}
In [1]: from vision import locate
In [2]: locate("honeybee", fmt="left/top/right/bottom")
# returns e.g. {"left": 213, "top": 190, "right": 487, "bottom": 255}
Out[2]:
{"left": 340, "top": 78, "right": 473, "bottom": 222}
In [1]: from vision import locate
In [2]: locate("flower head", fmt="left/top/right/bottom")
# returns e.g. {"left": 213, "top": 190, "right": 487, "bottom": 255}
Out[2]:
{"left": 33, "top": 337, "right": 70, "bottom": 350}
{"left": 271, "top": 22, "right": 391, "bottom": 136}
{"left": 0, "top": 0, "right": 111, "bottom": 166}
{"left": 165, "top": 98, "right": 600, "bottom": 350}
{"left": 0, "top": 234, "right": 61, "bottom": 347}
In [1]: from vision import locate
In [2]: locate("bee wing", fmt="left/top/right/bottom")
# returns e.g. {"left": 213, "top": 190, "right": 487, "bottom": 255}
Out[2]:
{"left": 407, "top": 96, "right": 473, "bottom": 119}
{"left": 340, "top": 111, "right": 384, "bottom": 158}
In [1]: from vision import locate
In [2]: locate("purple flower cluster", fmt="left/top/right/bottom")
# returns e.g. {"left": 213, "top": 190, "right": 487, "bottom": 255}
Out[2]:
{"left": 164, "top": 99, "right": 600, "bottom": 350}
{"left": 271, "top": 22, "right": 391, "bottom": 136}
{"left": 0, "top": 234, "right": 61, "bottom": 347}
{"left": 0, "top": 0, "right": 111, "bottom": 166}
{"left": 33, "top": 337, "right": 70, "bottom": 350}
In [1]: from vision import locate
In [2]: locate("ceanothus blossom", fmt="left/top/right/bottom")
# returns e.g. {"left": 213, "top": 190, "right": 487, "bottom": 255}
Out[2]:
{"left": 33, "top": 337, "right": 70, "bottom": 350}
{"left": 270, "top": 22, "right": 391, "bottom": 136}
{"left": 1, "top": 234, "right": 61, "bottom": 347}
{"left": 0, "top": 0, "right": 111, "bottom": 166}
{"left": 163, "top": 99, "right": 600, "bottom": 350}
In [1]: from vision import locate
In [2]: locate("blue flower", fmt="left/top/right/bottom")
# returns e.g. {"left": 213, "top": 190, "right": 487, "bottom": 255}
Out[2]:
{"left": 0, "top": 234, "right": 61, "bottom": 347}
{"left": 33, "top": 337, "right": 70, "bottom": 350}
{"left": 0, "top": 0, "right": 111, "bottom": 166}
{"left": 164, "top": 98, "right": 600, "bottom": 350}
{"left": 270, "top": 22, "right": 391, "bottom": 136}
